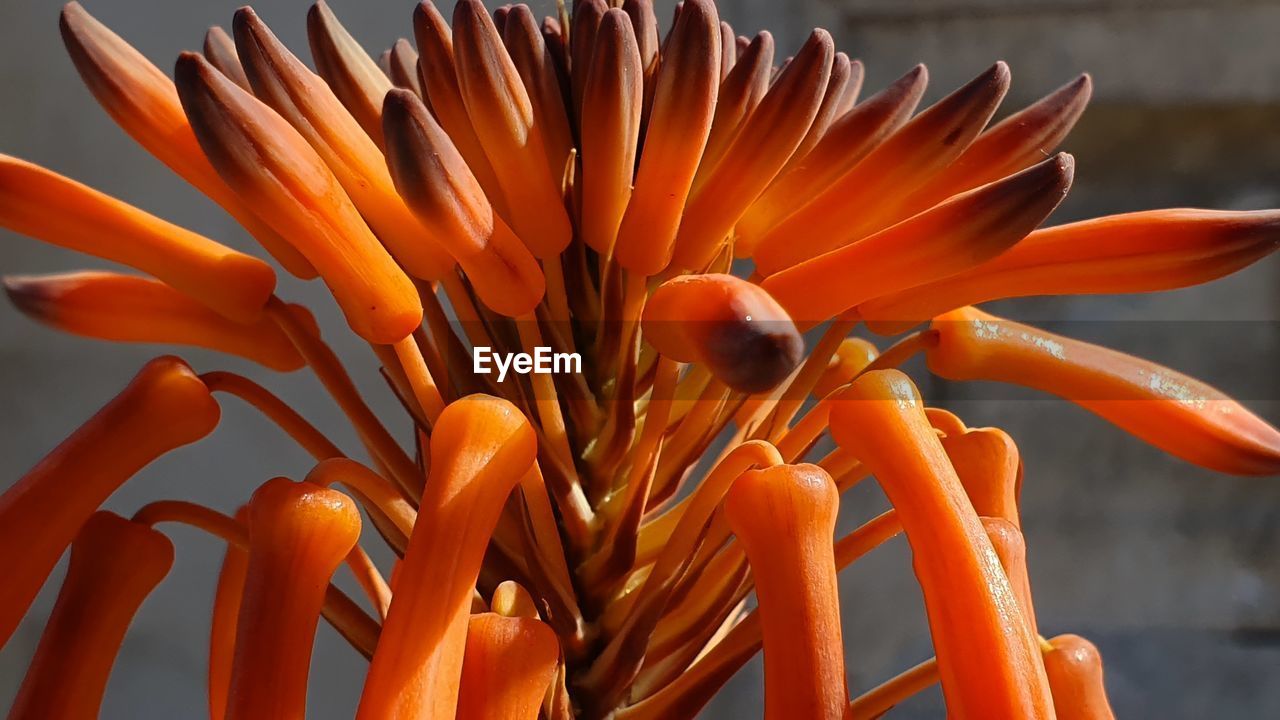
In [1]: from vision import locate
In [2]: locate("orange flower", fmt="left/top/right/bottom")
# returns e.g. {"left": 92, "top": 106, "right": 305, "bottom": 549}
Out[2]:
{"left": 456, "top": 613, "right": 560, "bottom": 720}
{"left": 1043, "top": 634, "right": 1117, "bottom": 720}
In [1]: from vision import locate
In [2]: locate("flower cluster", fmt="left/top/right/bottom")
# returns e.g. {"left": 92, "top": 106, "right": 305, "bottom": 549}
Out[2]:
{"left": 1, "top": 1, "right": 1278, "bottom": 718}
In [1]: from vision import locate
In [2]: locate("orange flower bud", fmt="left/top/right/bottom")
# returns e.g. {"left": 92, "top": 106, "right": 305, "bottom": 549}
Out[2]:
{"left": 672, "top": 29, "right": 834, "bottom": 272}
{"left": 226, "top": 479, "right": 361, "bottom": 720}
{"left": 753, "top": 62, "right": 1010, "bottom": 275}
{"left": 204, "top": 26, "right": 252, "bottom": 91}
{"left": 981, "top": 517, "right": 1038, "bottom": 636}
{"left": 382, "top": 88, "right": 546, "bottom": 317}
{"left": 58, "top": 2, "right": 316, "bottom": 278}
{"left": 453, "top": 0, "right": 572, "bottom": 258}
{"left": 307, "top": 0, "right": 394, "bottom": 149}
{"left": 502, "top": 6, "right": 575, "bottom": 190}
{"left": 209, "top": 507, "right": 250, "bottom": 720}
{"left": 829, "top": 370, "right": 1054, "bottom": 719}
{"left": 456, "top": 613, "right": 560, "bottom": 720}
{"left": 7, "top": 512, "right": 173, "bottom": 720}
{"left": 642, "top": 274, "right": 803, "bottom": 393}
{"left": 358, "top": 395, "right": 538, "bottom": 720}
{"left": 785, "top": 53, "right": 862, "bottom": 171}
{"left": 926, "top": 407, "right": 968, "bottom": 437}
{"left": 724, "top": 463, "right": 847, "bottom": 720}
{"left": 1043, "top": 634, "right": 1117, "bottom": 720}
{"left": 174, "top": 51, "right": 422, "bottom": 343}
{"left": 613, "top": 0, "right": 721, "bottom": 275}
{"left": 0, "top": 155, "right": 275, "bottom": 323}
{"left": 943, "top": 427, "right": 1023, "bottom": 528}
{"left": 232, "top": 8, "right": 455, "bottom": 282}
{"left": 4, "top": 271, "right": 313, "bottom": 371}
{"left": 812, "top": 337, "right": 880, "bottom": 399}
{"left": 927, "top": 306, "right": 1280, "bottom": 475}
{"left": 0, "top": 356, "right": 218, "bottom": 647}
{"left": 387, "top": 39, "right": 424, "bottom": 97}
{"left": 735, "top": 64, "right": 926, "bottom": 257}
{"left": 863, "top": 208, "right": 1280, "bottom": 333}
{"left": 698, "top": 32, "right": 773, "bottom": 178}
{"left": 579, "top": 9, "right": 643, "bottom": 255}
{"left": 762, "top": 153, "right": 1074, "bottom": 324}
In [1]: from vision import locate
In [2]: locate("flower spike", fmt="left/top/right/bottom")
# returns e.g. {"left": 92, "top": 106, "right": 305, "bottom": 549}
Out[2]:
{"left": 7, "top": 512, "right": 173, "bottom": 720}
{"left": 358, "top": 395, "right": 538, "bottom": 720}
{"left": 174, "top": 51, "right": 422, "bottom": 343}
{"left": 927, "top": 306, "right": 1280, "bottom": 475}
{"left": 4, "top": 271, "right": 313, "bottom": 372}
{"left": 456, "top": 613, "right": 560, "bottom": 720}
{"left": 0, "top": 356, "right": 217, "bottom": 648}
{"left": 226, "top": 479, "right": 361, "bottom": 720}
{"left": 829, "top": 370, "right": 1055, "bottom": 719}
{"left": 724, "top": 463, "right": 848, "bottom": 719}
{"left": 1043, "top": 634, "right": 1117, "bottom": 720}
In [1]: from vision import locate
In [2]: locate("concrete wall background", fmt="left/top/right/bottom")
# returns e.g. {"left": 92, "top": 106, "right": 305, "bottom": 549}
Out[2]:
{"left": 1, "top": 1, "right": 1277, "bottom": 717}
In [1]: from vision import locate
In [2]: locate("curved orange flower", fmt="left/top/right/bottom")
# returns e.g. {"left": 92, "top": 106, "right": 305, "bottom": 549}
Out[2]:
{"left": 456, "top": 613, "right": 560, "bottom": 720}
{"left": 1043, "top": 634, "right": 1117, "bottom": 720}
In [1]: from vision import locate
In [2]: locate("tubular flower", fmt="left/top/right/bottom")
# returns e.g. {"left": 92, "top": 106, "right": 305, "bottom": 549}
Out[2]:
{"left": 0, "top": 1, "right": 1275, "bottom": 719}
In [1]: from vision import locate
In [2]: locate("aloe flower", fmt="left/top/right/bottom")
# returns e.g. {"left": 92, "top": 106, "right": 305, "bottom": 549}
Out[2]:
{"left": 2, "top": 1, "right": 1278, "bottom": 718}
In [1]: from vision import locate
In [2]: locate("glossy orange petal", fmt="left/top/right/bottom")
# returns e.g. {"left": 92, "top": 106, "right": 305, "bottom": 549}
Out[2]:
{"left": 232, "top": 8, "right": 454, "bottom": 282}
{"left": 307, "top": 0, "right": 393, "bottom": 149}
{"left": 59, "top": 2, "right": 315, "bottom": 278}
{"left": 981, "top": 517, "right": 1038, "bottom": 636}
{"left": 944, "top": 427, "right": 1023, "bottom": 528}
{"left": 613, "top": 0, "right": 721, "bottom": 275}
{"left": 0, "top": 154, "right": 275, "bottom": 323}
{"left": 0, "top": 356, "right": 217, "bottom": 647}
{"left": 456, "top": 613, "right": 560, "bottom": 720}
{"left": 762, "top": 153, "right": 1073, "bottom": 324}
{"left": 642, "top": 274, "right": 802, "bottom": 393}
{"left": 927, "top": 306, "right": 1280, "bottom": 475}
{"left": 812, "top": 337, "right": 880, "bottom": 399}
{"left": 724, "top": 463, "right": 847, "bottom": 720}
{"left": 4, "top": 271, "right": 312, "bottom": 371}
{"left": 226, "top": 479, "right": 361, "bottom": 720}
{"left": 753, "top": 62, "right": 1011, "bottom": 275}
{"left": 7, "top": 512, "right": 173, "bottom": 720}
{"left": 1043, "top": 634, "right": 1117, "bottom": 720}
{"left": 358, "top": 395, "right": 538, "bottom": 720}
{"left": 174, "top": 51, "right": 422, "bottom": 343}
{"left": 829, "top": 370, "right": 1054, "bottom": 719}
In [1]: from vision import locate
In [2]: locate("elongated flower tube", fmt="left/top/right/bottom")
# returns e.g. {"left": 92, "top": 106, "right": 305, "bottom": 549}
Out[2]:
{"left": 829, "top": 370, "right": 1055, "bottom": 719}
{"left": 863, "top": 208, "right": 1280, "bottom": 332}
{"left": 209, "top": 507, "right": 250, "bottom": 720}
{"left": 0, "top": 356, "right": 217, "bottom": 647}
{"left": 642, "top": 274, "right": 803, "bottom": 392}
{"left": 0, "top": 155, "right": 275, "bottom": 323}
{"left": 927, "top": 306, "right": 1280, "bottom": 475}
{"left": 358, "top": 395, "right": 537, "bottom": 720}
{"left": 981, "top": 517, "right": 1038, "bottom": 636}
{"left": 944, "top": 427, "right": 1023, "bottom": 528}
{"left": 58, "top": 2, "right": 316, "bottom": 278}
{"left": 456, "top": 613, "right": 560, "bottom": 720}
{"left": 1042, "top": 634, "right": 1117, "bottom": 720}
{"left": 231, "top": 7, "right": 454, "bottom": 282}
{"left": 762, "top": 152, "right": 1074, "bottom": 324}
{"left": 226, "top": 478, "right": 361, "bottom": 720}
{"left": 4, "top": 271, "right": 312, "bottom": 372}
{"left": 812, "top": 337, "right": 881, "bottom": 399}
{"left": 7, "top": 512, "right": 173, "bottom": 720}
{"left": 174, "top": 52, "right": 422, "bottom": 343}
{"left": 723, "top": 463, "right": 847, "bottom": 720}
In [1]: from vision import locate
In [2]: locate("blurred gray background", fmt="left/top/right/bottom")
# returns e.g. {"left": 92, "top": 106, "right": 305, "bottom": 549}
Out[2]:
{"left": 1, "top": 0, "right": 1278, "bottom": 717}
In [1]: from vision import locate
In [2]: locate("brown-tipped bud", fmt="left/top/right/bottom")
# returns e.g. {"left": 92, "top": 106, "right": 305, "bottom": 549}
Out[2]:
{"left": 570, "top": 0, "right": 608, "bottom": 118}
{"left": 453, "top": 0, "right": 572, "bottom": 258}
{"left": 232, "top": 7, "right": 454, "bottom": 282}
{"left": 622, "top": 0, "right": 660, "bottom": 115}
{"left": 736, "top": 64, "right": 926, "bottom": 257}
{"left": 58, "top": 2, "right": 314, "bottom": 278}
{"left": 4, "top": 271, "right": 312, "bottom": 371}
{"left": 358, "top": 395, "right": 538, "bottom": 720}
{"left": 7, "top": 512, "right": 173, "bottom": 719}
{"left": 754, "top": 62, "right": 1012, "bottom": 275}
{"left": 786, "top": 53, "right": 862, "bottom": 171}
{"left": 388, "top": 38, "right": 424, "bottom": 96}
{"left": 0, "top": 154, "right": 275, "bottom": 323}
{"left": 762, "top": 152, "right": 1074, "bottom": 324}
{"left": 724, "top": 463, "right": 847, "bottom": 719}
{"left": 209, "top": 506, "right": 250, "bottom": 720}
{"left": 0, "top": 357, "right": 218, "bottom": 647}
{"left": 613, "top": 0, "right": 721, "bottom": 275}
{"left": 1043, "top": 634, "right": 1117, "bottom": 720}
{"left": 579, "top": 9, "right": 644, "bottom": 255}
{"left": 944, "top": 427, "right": 1023, "bottom": 528}
{"left": 174, "top": 51, "right": 422, "bottom": 343}
{"left": 699, "top": 31, "right": 775, "bottom": 174}
{"left": 673, "top": 29, "right": 834, "bottom": 271}
{"left": 227, "top": 479, "right": 361, "bottom": 720}
{"left": 813, "top": 337, "right": 880, "bottom": 398}
{"left": 456, "top": 614, "right": 560, "bottom": 720}
{"left": 307, "top": 1, "right": 395, "bottom": 148}
{"left": 862, "top": 208, "right": 1280, "bottom": 333}
{"left": 926, "top": 306, "right": 1280, "bottom": 476}
{"left": 981, "top": 517, "right": 1038, "bottom": 636}
{"left": 382, "top": 89, "right": 546, "bottom": 317}
{"left": 828, "top": 370, "right": 1054, "bottom": 718}
{"left": 642, "top": 274, "right": 803, "bottom": 393}
{"left": 204, "top": 26, "right": 252, "bottom": 91}
{"left": 502, "top": 6, "right": 575, "bottom": 188}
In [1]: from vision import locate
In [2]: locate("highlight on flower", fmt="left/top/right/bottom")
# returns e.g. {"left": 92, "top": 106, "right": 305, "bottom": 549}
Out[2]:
{"left": 0, "top": 1, "right": 1276, "bottom": 718}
